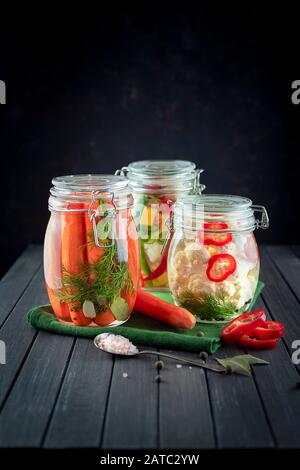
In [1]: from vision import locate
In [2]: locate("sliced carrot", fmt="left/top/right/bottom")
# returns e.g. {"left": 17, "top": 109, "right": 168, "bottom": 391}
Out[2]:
{"left": 94, "top": 309, "right": 116, "bottom": 326}
{"left": 134, "top": 290, "right": 196, "bottom": 329}
{"left": 61, "top": 204, "right": 91, "bottom": 326}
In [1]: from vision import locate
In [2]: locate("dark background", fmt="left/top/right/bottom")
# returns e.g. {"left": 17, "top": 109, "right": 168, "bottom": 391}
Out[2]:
{"left": 0, "top": 6, "right": 299, "bottom": 277}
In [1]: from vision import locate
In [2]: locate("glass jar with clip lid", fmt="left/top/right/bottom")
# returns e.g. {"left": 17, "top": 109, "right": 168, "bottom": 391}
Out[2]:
{"left": 116, "top": 160, "right": 205, "bottom": 291}
{"left": 167, "top": 194, "right": 269, "bottom": 322}
{"left": 44, "top": 175, "right": 140, "bottom": 326}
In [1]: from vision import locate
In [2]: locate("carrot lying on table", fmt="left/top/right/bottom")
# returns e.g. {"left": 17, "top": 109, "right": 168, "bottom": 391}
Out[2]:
{"left": 61, "top": 203, "right": 91, "bottom": 326}
{"left": 134, "top": 290, "right": 196, "bottom": 329}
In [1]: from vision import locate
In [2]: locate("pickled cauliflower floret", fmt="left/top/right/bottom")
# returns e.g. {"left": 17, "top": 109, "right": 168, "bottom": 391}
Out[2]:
{"left": 215, "top": 280, "right": 236, "bottom": 298}
{"left": 187, "top": 274, "right": 216, "bottom": 297}
{"left": 185, "top": 242, "right": 210, "bottom": 267}
{"left": 173, "top": 250, "right": 191, "bottom": 276}
{"left": 232, "top": 276, "right": 256, "bottom": 309}
{"left": 169, "top": 272, "right": 189, "bottom": 299}
{"left": 169, "top": 229, "right": 260, "bottom": 319}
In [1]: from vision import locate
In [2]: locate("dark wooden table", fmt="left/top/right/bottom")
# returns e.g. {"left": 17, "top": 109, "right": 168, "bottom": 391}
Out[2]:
{"left": 0, "top": 245, "right": 300, "bottom": 449}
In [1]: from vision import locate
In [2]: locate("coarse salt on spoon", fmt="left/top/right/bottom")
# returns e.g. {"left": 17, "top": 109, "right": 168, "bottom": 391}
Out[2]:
{"left": 94, "top": 333, "right": 225, "bottom": 372}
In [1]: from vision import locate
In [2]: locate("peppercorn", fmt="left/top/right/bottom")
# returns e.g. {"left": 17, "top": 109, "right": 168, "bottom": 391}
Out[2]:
{"left": 199, "top": 351, "right": 208, "bottom": 361}
{"left": 155, "top": 360, "right": 164, "bottom": 370}
{"left": 196, "top": 331, "right": 204, "bottom": 337}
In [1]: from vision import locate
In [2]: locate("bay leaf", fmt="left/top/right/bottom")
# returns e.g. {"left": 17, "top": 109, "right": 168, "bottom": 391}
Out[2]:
{"left": 110, "top": 297, "right": 129, "bottom": 321}
{"left": 216, "top": 354, "right": 269, "bottom": 376}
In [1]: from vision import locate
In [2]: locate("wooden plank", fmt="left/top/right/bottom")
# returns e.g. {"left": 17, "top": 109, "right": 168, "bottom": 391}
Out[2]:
{"left": 0, "top": 245, "right": 42, "bottom": 327}
{"left": 291, "top": 245, "right": 300, "bottom": 259}
{"left": 265, "top": 245, "right": 300, "bottom": 301}
{"left": 158, "top": 349, "right": 215, "bottom": 449}
{"left": 207, "top": 342, "right": 274, "bottom": 448}
{"left": 0, "top": 265, "right": 48, "bottom": 409}
{"left": 44, "top": 338, "right": 113, "bottom": 448}
{"left": 260, "top": 247, "right": 300, "bottom": 359}
{"left": 101, "top": 348, "right": 158, "bottom": 449}
{"left": 0, "top": 331, "right": 74, "bottom": 447}
{"left": 249, "top": 297, "right": 300, "bottom": 448}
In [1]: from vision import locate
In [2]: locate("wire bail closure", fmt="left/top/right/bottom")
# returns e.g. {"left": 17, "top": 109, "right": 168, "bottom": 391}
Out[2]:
{"left": 161, "top": 211, "right": 175, "bottom": 254}
{"left": 88, "top": 190, "right": 117, "bottom": 248}
{"left": 252, "top": 205, "right": 269, "bottom": 230}
{"left": 193, "top": 169, "right": 205, "bottom": 194}
{"left": 115, "top": 167, "right": 129, "bottom": 177}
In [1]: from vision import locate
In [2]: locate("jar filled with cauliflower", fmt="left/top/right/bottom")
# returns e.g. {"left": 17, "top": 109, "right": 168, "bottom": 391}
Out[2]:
{"left": 168, "top": 195, "right": 269, "bottom": 322}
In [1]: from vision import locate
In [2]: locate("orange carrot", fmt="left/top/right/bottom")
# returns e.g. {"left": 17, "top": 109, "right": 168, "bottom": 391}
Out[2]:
{"left": 134, "top": 290, "right": 196, "bottom": 329}
{"left": 94, "top": 309, "right": 116, "bottom": 326}
{"left": 84, "top": 202, "right": 105, "bottom": 265}
{"left": 61, "top": 205, "right": 91, "bottom": 326}
{"left": 46, "top": 287, "right": 71, "bottom": 321}
{"left": 44, "top": 213, "right": 71, "bottom": 321}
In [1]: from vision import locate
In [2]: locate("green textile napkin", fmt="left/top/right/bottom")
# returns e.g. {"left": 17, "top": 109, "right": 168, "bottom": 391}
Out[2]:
{"left": 27, "top": 281, "right": 264, "bottom": 355}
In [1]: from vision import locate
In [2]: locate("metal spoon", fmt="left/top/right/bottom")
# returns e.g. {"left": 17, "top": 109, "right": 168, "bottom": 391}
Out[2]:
{"left": 94, "top": 333, "right": 225, "bottom": 373}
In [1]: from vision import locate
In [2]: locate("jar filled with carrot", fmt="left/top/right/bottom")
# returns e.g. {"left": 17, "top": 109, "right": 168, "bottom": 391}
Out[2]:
{"left": 116, "top": 160, "right": 205, "bottom": 291}
{"left": 44, "top": 175, "right": 140, "bottom": 326}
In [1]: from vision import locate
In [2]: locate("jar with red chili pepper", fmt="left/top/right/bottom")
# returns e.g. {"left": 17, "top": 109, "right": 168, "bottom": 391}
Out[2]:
{"left": 44, "top": 175, "right": 140, "bottom": 327}
{"left": 168, "top": 195, "right": 269, "bottom": 322}
{"left": 116, "top": 161, "right": 205, "bottom": 291}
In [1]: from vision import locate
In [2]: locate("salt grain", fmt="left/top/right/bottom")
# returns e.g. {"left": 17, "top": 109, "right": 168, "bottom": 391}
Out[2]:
{"left": 122, "top": 372, "right": 128, "bottom": 378}
{"left": 176, "top": 364, "right": 182, "bottom": 369}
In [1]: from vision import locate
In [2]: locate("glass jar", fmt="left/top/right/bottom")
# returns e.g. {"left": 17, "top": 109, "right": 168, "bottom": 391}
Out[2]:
{"left": 44, "top": 175, "right": 140, "bottom": 327}
{"left": 168, "top": 195, "right": 269, "bottom": 322}
{"left": 116, "top": 160, "right": 205, "bottom": 291}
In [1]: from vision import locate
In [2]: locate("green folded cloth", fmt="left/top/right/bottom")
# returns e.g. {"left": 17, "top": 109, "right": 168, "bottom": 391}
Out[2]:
{"left": 27, "top": 281, "right": 264, "bottom": 355}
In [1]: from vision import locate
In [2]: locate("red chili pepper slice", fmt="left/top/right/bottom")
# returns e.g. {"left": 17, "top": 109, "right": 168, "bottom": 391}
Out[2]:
{"left": 222, "top": 310, "right": 266, "bottom": 343}
{"left": 206, "top": 253, "right": 236, "bottom": 282}
{"left": 238, "top": 334, "right": 277, "bottom": 350}
{"left": 251, "top": 321, "right": 284, "bottom": 340}
{"left": 203, "top": 222, "right": 232, "bottom": 246}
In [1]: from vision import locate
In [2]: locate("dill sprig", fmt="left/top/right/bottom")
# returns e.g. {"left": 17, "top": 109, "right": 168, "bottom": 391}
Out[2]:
{"left": 58, "top": 241, "right": 134, "bottom": 311}
{"left": 178, "top": 289, "right": 242, "bottom": 321}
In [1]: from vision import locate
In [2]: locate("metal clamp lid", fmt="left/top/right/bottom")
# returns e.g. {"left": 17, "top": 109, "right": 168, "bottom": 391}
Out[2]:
{"left": 252, "top": 205, "right": 269, "bottom": 230}
{"left": 115, "top": 167, "right": 129, "bottom": 177}
{"left": 193, "top": 169, "right": 205, "bottom": 194}
{"left": 88, "top": 190, "right": 117, "bottom": 248}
